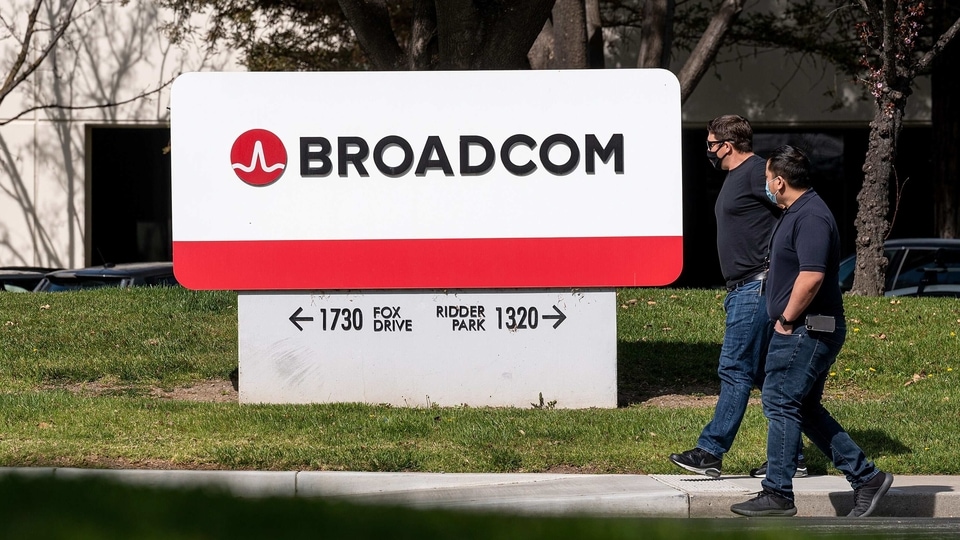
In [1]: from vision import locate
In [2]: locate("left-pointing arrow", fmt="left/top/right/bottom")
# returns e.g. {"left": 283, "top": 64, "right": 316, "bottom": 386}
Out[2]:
{"left": 289, "top": 307, "right": 314, "bottom": 331}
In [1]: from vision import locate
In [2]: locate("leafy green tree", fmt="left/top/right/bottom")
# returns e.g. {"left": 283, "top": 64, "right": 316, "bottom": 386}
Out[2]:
{"left": 161, "top": 0, "right": 556, "bottom": 70}
{"left": 603, "top": 1, "right": 960, "bottom": 295}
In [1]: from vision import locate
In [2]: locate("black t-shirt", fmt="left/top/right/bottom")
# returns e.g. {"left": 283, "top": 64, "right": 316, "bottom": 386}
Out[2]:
{"left": 714, "top": 154, "right": 781, "bottom": 284}
{"left": 766, "top": 189, "right": 845, "bottom": 321}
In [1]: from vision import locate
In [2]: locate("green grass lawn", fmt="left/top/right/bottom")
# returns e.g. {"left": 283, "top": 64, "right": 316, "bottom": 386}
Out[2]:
{"left": 0, "top": 287, "right": 958, "bottom": 475}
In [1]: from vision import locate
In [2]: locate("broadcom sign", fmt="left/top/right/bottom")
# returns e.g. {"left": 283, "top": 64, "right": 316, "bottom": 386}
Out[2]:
{"left": 171, "top": 70, "right": 682, "bottom": 290}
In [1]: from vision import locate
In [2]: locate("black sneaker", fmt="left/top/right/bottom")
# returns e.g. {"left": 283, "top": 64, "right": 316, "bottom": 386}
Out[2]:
{"left": 730, "top": 489, "right": 798, "bottom": 517}
{"left": 669, "top": 448, "right": 722, "bottom": 478}
{"left": 847, "top": 471, "right": 894, "bottom": 517}
{"left": 750, "top": 457, "right": 808, "bottom": 478}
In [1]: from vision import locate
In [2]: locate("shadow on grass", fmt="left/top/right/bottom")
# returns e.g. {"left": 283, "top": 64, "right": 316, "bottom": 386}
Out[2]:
{"left": 797, "top": 432, "right": 911, "bottom": 476}
{"left": 847, "top": 429, "right": 913, "bottom": 457}
{"left": 618, "top": 340, "right": 723, "bottom": 407}
{"left": 0, "top": 475, "right": 812, "bottom": 540}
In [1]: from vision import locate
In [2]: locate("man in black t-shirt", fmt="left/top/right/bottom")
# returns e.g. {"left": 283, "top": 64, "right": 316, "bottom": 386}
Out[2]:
{"left": 669, "top": 115, "right": 801, "bottom": 478}
{"left": 731, "top": 145, "right": 893, "bottom": 518}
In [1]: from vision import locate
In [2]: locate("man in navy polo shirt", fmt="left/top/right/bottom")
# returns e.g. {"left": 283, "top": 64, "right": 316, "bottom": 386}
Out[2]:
{"left": 730, "top": 145, "right": 893, "bottom": 518}
{"left": 669, "top": 115, "right": 805, "bottom": 478}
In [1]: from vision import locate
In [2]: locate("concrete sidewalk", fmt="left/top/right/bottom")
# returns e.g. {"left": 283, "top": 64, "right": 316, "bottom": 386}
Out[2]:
{"left": 4, "top": 467, "right": 959, "bottom": 518}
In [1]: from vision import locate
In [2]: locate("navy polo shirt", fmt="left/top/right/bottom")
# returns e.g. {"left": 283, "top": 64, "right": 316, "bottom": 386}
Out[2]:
{"left": 766, "top": 189, "right": 844, "bottom": 322}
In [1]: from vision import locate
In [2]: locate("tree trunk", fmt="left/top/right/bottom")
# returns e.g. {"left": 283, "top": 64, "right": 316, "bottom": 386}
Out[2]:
{"left": 337, "top": 0, "right": 406, "bottom": 69}
{"left": 528, "top": 18, "right": 555, "bottom": 69}
{"left": 472, "top": 0, "right": 556, "bottom": 69}
{"left": 585, "top": 0, "right": 603, "bottom": 68}
{"left": 637, "top": 0, "right": 674, "bottom": 69}
{"left": 340, "top": 0, "right": 554, "bottom": 70}
{"left": 851, "top": 95, "right": 903, "bottom": 296}
{"left": 529, "top": 0, "right": 600, "bottom": 70}
{"left": 552, "top": 0, "right": 588, "bottom": 68}
{"left": 933, "top": 1, "right": 960, "bottom": 238}
{"left": 409, "top": 0, "right": 438, "bottom": 70}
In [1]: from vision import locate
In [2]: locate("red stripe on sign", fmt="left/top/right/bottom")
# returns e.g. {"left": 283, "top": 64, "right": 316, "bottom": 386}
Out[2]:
{"left": 173, "top": 237, "right": 683, "bottom": 290}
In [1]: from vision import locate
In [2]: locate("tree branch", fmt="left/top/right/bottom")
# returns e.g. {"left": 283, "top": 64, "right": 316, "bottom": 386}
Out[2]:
{"left": 915, "top": 14, "right": 960, "bottom": 74}
{"left": 0, "top": 0, "right": 83, "bottom": 107}
{"left": 676, "top": 0, "right": 743, "bottom": 103}
{"left": 0, "top": 77, "right": 174, "bottom": 127}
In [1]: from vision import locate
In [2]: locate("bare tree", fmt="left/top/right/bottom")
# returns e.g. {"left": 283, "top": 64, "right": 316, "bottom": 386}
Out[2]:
{"left": 534, "top": 0, "right": 746, "bottom": 100}
{"left": 851, "top": 0, "right": 960, "bottom": 295}
{"left": 0, "top": 0, "right": 203, "bottom": 267}
{"left": 0, "top": 0, "right": 79, "bottom": 114}
{"left": 0, "top": 0, "right": 175, "bottom": 127}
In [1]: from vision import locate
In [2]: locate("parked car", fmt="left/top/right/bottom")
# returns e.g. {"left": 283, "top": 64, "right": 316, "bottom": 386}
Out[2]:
{"left": 839, "top": 238, "right": 960, "bottom": 297}
{"left": 33, "top": 262, "right": 179, "bottom": 292}
{"left": 0, "top": 267, "right": 61, "bottom": 292}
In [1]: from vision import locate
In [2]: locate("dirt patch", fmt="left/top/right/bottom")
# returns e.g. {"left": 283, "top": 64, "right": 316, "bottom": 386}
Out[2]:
{"left": 637, "top": 393, "right": 761, "bottom": 408}
{"left": 150, "top": 380, "right": 238, "bottom": 403}
{"left": 542, "top": 464, "right": 605, "bottom": 474}
{"left": 639, "top": 393, "right": 719, "bottom": 408}
{"left": 51, "top": 381, "right": 759, "bottom": 408}
{"left": 54, "top": 379, "right": 238, "bottom": 403}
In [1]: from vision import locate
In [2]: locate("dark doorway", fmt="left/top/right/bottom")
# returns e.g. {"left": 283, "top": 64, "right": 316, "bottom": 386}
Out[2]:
{"left": 87, "top": 126, "right": 171, "bottom": 265}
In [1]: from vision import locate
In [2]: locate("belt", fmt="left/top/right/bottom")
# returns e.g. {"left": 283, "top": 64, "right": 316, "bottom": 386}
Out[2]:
{"left": 726, "top": 270, "right": 767, "bottom": 292}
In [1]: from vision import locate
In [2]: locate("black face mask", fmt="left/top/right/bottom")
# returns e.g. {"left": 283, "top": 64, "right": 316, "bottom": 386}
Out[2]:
{"left": 706, "top": 149, "right": 723, "bottom": 170}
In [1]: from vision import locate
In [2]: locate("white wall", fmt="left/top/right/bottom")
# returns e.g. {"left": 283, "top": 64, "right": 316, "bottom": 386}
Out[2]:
{"left": 0, "top": 0, "right": 238, "bottom": 267}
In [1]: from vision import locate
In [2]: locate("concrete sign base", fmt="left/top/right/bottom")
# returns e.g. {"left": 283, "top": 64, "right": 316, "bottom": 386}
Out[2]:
{"left": 238, "top": 290, "right": 616, "bottom": 408}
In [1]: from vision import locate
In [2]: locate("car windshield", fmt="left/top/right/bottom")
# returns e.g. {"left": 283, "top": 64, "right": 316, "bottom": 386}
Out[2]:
{"left": 839, "top": 248, "right": 897, "bottom": 293}
{"left": 893, "top": 247, "right": 960, "bottom": 290}
{"left": 2, "top": 283, "right": 33, "bottom": 293}
{"left": 42, "top": 276, "right": 127, "bottom": 291}
{"left": 838, "top": 256, "right": 855, "bottom": 292}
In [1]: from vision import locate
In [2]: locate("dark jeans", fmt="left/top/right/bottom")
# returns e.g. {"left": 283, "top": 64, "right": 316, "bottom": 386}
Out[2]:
{"left": 760, "top": 323, "right": 879, "bottom": 499}
{"left": 696, "top": 279, "right": 771, "bottom": 458}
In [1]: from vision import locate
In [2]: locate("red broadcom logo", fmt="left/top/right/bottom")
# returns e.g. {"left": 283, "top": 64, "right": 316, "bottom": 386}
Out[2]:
{"left": 230, "top": 129, "right": 287, "bottom": 186}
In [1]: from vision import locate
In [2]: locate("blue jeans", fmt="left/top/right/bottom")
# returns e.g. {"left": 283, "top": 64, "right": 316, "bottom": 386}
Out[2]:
{"left": 761, "top": 323, "right": 879, "bottom": 499}
{"left": 697, "top": 279, "right": 771, "bottom": 457}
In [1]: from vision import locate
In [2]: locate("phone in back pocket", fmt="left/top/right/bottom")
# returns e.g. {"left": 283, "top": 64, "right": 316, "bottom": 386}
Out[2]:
{"left": 805, "top": 315, "right": 836, "bottom": 333}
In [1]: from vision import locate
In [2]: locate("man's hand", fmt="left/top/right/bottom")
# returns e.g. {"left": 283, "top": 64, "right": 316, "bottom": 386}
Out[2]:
{"left": 776, "top": 271, "right": 825, "bottom": 334}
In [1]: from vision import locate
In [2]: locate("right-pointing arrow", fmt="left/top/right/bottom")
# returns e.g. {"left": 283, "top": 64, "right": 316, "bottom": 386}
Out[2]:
{"left": 543, "top": 305, "right": 567, "bottom": 329}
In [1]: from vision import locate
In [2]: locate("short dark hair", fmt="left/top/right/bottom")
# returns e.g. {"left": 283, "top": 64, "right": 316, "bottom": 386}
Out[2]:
{"left": 706, "top": 115, "right": 753, "bottom": 153}
{"left": 767, "top": 145, "right": 811, "bottom": 189}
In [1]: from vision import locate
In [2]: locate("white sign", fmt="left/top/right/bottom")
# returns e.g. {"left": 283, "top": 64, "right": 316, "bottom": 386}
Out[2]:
{"left": 171, "top": 70, "right": 683, "bottom": 290}
{"left": 238, "top": 290, "right": 616, "bottom": 408}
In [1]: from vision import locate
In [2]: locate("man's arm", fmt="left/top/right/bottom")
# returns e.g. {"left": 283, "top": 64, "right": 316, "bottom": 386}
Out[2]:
{"left": 775, "top": 270, "right": 824, "bottom": 333}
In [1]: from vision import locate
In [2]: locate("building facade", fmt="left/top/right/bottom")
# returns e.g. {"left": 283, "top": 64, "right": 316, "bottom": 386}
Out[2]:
{"left": 0, "top": 1, "right": 939, "bottom": 287}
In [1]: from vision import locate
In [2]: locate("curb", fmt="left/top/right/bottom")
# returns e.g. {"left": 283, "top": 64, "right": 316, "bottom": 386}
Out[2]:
{"left": 2, "top": 468, "right": 958, "bottom": 518}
